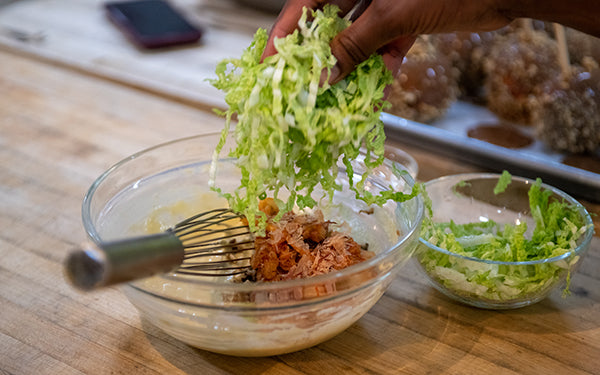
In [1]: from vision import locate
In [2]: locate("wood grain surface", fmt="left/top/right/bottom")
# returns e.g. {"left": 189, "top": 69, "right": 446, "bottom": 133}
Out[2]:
{"left": 1, "top": 1, "right": 599, "bottom": 374}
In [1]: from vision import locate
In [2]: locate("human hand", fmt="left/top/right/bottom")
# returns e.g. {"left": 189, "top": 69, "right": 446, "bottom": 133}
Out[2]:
{"left": 262, "top": 0, "right": 512, "bottom": 84}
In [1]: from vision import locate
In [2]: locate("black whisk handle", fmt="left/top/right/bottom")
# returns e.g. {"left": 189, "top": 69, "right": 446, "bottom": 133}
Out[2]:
{"left": 64, "top": 232, "right": 185, "bottom": 290}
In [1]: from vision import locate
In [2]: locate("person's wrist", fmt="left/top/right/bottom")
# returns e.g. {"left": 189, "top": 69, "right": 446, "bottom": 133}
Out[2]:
{"left": 490, "top": 0, "right": 525, "bottom": 25}
{"left": 495, "top": 0, "right": 524, "bottom": 19}
{"left": 496, "top": 0, "right": 600, "bottom": 37}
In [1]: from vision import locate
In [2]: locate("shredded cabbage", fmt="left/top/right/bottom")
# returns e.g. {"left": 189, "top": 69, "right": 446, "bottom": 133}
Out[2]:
{"left": 209, "top": 5, "right": 417, "bottom": 234}
{"left": 493, "top": 170, "right": 512, "bottom": 194}
{"left": 418, "top": 172, "right": 591, "bottom": 303}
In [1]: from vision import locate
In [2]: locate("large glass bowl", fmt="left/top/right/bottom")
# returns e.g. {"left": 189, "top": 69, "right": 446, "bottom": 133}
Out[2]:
{"left": 415, "top": 173, "right": 594, "bottom": 310}
{"left": 82, "top": 133, "right": 423, "bottom": 356}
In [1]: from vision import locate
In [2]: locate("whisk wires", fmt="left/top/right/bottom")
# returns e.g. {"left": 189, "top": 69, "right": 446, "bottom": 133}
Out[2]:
{"left": 173, "top": 208, "right": 254, "bottom": 277}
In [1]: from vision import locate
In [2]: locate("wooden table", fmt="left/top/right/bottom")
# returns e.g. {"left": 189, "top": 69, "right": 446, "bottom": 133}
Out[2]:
{"left": 1, "top": 1, "right": 599, "bottom": 374}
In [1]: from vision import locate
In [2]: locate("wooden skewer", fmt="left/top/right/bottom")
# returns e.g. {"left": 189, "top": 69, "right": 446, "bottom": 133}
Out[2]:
{"left": 553, "top": 23, "right": 571, "bottom": 77}
{"left": 520, "top": 18, "right": 534, "bottom": 31}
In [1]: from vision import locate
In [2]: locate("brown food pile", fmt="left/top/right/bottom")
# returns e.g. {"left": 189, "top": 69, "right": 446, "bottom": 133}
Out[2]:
{"left": 248, "top": 199, "right": 372, "bottom": 282}
{"left": 483, "top": 29, "right": 560, "bottom": 125}
{"left": 387, "top": 36, "right": 459, "bottom": 123}
{"left": 536, "top": 63, "right": 600, "bottom": 153}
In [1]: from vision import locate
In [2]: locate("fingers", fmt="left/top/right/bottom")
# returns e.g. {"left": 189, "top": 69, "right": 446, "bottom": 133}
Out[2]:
{"left": 329, "top": 3, "right": 414, "bottom": 83}
{"left": 262, "top": 0, "right": 415, "bottom": 84}
{"left": 380, "top": 36, "right": 416, "bottom": 78}
{"left": 262, "top": 0, "right": 361, "bottom": 60}
{"left": 262, "top": 0, "right": 314, "bottom": 59}
{"left": 381, "top": 36, "right": 415, "bottom": 100}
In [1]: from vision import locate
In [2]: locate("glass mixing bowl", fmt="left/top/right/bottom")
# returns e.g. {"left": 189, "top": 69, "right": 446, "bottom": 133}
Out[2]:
{"left": 415, "top": 173, "right": 594, "bottom": 310}
{"left": 82, "top": 133, "right": 423, "bottom": 356}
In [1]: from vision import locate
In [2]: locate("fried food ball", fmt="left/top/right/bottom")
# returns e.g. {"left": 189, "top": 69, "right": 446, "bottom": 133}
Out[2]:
{"left": 483, "top": 29, "right": 561, "bottom": 125}
{"left": 386, "top": 36, "right": 459, "bottom": 123}
{"left": 536, "top": 63, "right": 600, "bottom": 154}
{"left": 433, "top": 30, "right": 501, "bottom": 102}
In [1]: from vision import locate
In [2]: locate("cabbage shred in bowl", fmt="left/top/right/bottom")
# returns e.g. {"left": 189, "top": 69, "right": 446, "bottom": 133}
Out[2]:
{"left": 415, "top": 173, "right": 594, "bottom": 309}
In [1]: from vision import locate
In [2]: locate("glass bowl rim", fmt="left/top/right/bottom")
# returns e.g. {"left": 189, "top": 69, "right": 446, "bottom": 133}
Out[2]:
{"left": 418, "top": 172, "right": 594, "bottom": 266}
{"left": 81, "top": 133, "right": 425, "bottom": 294}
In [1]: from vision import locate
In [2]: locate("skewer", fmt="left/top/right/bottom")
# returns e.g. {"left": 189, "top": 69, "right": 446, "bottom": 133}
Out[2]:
{"left": 553, "top": 23, "right": 571, "bottom": 77}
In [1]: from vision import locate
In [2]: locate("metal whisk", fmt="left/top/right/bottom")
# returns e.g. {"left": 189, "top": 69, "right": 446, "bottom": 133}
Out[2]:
{"left": 65, "top": 208, "right": 254, "bottom": 291}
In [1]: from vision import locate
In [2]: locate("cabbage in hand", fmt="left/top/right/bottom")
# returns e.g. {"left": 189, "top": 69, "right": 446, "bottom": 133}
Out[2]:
{"left": 209, "top": 5, "right": 414, "bottom": 233}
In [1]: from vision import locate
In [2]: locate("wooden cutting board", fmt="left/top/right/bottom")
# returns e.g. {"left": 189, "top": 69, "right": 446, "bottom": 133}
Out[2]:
{"left": 0, "top": 0, "right": 275, "bottom": 110}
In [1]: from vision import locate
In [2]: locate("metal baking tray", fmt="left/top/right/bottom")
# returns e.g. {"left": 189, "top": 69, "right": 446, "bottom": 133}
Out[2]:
{"left": 382, "top": 101, "right": 600, "bottom": 203}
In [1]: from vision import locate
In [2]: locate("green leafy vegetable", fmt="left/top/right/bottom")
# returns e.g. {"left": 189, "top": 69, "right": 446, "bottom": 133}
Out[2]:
{"left": 493, "top": 170, "right": 512, "bottom": 194}
{"left": 209, "top": 5, "right": 416, "bottom": 233}
{"left": 418, "top": 173, "right": 591, "bottom": 304}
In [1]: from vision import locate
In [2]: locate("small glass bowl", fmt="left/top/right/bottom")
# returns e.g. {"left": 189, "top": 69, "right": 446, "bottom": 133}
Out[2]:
{"left": 415, "top": 173, "right": 594, "bottom": 310}
{"left": 82, "top": 133, "right": 423, "bottom": 356}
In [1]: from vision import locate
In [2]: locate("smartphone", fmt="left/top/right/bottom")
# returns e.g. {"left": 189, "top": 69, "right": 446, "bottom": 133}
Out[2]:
{"left": 105, "top": 0, "right": 203, "bottom": 49}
